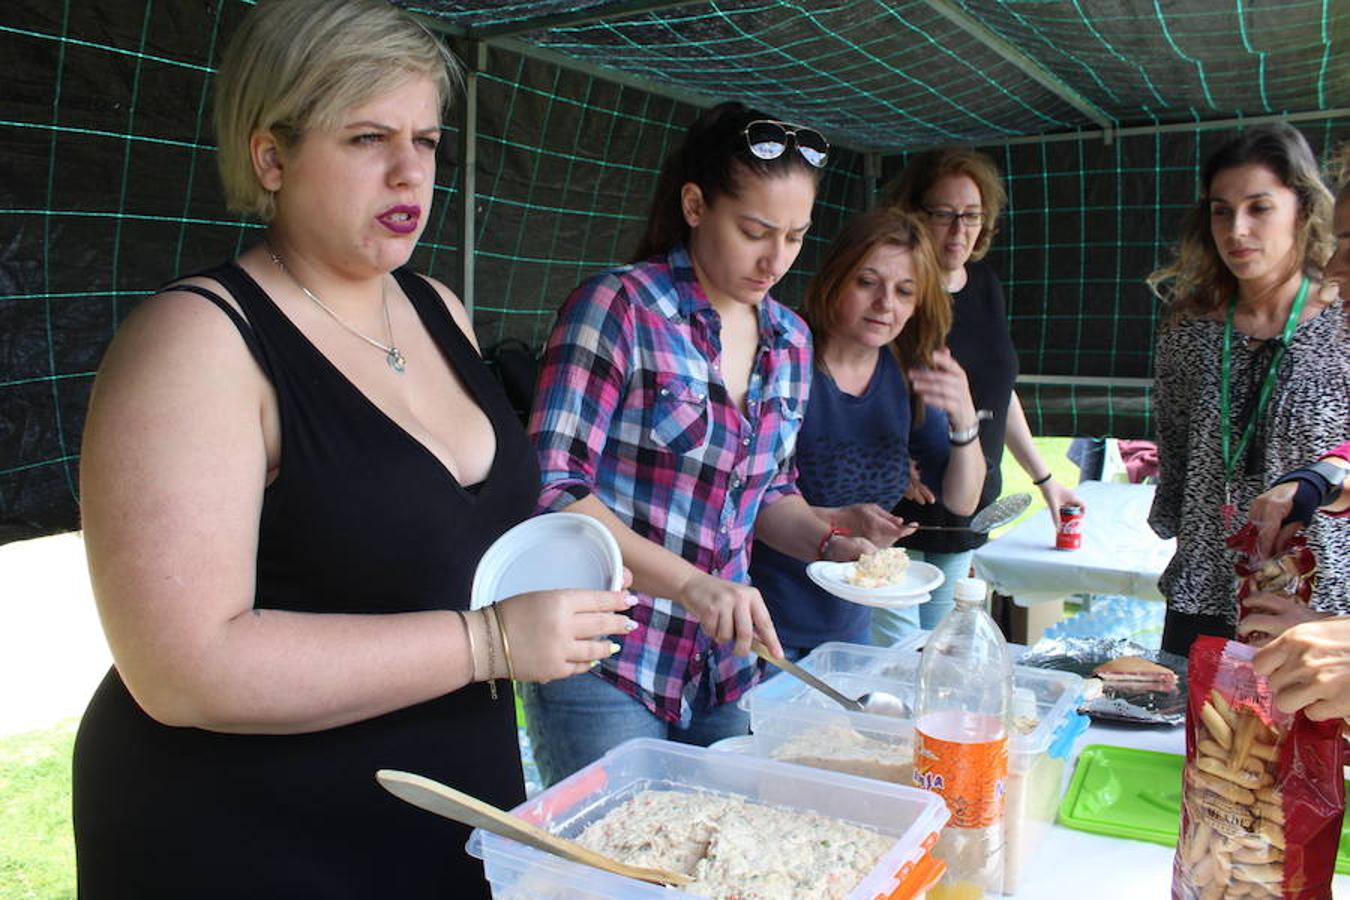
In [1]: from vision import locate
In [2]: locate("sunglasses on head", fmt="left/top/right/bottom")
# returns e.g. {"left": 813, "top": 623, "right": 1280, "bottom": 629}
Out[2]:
{"left": 743, "top": 120, "right": 830, "bottom": 168}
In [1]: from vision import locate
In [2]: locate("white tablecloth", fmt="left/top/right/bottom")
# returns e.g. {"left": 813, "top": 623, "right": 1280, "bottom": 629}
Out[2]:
{"left": 972, "top": 481, "right": 1176, "bottom": 606}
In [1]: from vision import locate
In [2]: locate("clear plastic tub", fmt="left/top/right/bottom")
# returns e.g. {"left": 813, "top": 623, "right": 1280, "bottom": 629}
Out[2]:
{"left": 742, "top": 642, "right": 1089, "bottom": 895}
{"left": 465, "top": 736, "right": 949, "bottom": 899}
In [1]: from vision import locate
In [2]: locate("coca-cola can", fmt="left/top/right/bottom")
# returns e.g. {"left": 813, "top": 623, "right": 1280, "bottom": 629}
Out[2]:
{"left": 1055, "top": 504, "right": 1084, "bottom": 550}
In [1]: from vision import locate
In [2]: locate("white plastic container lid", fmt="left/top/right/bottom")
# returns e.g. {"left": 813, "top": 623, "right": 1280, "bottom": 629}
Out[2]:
{"left": 470, "top": 512, "right": 624, "bottom": 610}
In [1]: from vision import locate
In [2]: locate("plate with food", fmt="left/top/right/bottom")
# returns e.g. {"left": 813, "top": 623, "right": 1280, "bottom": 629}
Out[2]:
{"left": 1018, "top": 637, "right": 1187, "bottom": 725}
{"left": 806, "top": 548, "right": 943, "bottom": 608}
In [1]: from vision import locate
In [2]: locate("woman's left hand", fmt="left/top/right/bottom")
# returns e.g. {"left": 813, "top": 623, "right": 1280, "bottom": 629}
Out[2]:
{"left": 825, "top": 534, "right": 880, "bottom": 563}
{"left": 903, "top": 459, "right": 936, "bottom": 504}
{"left": 908, "top": 349, "right": 978, "bottom": 433}
{"left": 1253, "top": 617, "right": 1350, "bottom": 720}
{"left": 1237, "top": 591, "right": 1329, "bottom": 646}
{"left": 1039, "top": 479, "right": 1083, "bottom": 529}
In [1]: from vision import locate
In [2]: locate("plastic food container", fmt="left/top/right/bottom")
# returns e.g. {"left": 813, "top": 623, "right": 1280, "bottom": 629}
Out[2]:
{"left": 741, "top": 642, "right": 1090, "bottom": 895}
{"left": 465, "top": 737, "right": 949, "bottom": 899}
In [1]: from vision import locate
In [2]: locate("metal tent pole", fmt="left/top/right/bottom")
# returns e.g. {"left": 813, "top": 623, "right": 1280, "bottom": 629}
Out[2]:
{"left": 457, "top": 40, "right": 485, "bottom": 318}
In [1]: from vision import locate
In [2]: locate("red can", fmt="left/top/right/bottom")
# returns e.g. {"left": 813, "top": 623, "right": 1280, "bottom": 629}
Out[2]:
{"left": 1055, "top": 504, "right": 1084, "bottom": 550}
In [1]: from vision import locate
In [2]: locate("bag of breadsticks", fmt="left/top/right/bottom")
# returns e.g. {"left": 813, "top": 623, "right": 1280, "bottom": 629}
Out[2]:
{"left": 1172, "top": 636, "right": 1343, "bottom": 900}
{"left": 1226, "top": 525, "right": 1317, "bottom": 645}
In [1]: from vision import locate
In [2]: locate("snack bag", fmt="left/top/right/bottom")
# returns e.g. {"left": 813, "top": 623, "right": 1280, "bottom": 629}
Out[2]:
{"left": 1172, "top": 636, "right": 1343, "bottom": 900}
{"left": 1226, "top": 525, "right": 1317, "bottom": 644}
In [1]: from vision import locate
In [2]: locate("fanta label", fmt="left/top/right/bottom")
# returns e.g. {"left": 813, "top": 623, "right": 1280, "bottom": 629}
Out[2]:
{"left": 913, "top": 729, "right": 1008, "bottom": 828}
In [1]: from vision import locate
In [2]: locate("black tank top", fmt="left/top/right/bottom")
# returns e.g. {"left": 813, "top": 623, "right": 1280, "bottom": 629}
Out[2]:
{"left": 73, "top": 261, "right": 538, "bottom": 898}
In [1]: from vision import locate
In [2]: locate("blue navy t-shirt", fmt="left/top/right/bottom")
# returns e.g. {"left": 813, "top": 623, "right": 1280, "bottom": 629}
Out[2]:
{"left": 750, "top": 351, "right": 946, "bottom": 648}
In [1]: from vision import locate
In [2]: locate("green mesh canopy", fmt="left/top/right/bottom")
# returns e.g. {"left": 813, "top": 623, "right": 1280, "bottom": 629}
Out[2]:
{"left": 2, "top": 0, "right": 1347, "bottom": 540}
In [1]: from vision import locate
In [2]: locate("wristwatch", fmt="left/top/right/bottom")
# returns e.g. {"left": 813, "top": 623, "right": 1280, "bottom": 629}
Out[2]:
{"left": 1308, "top": 459, "right": 1348, "bottom": 503}
{"left": 948, "top": 422, "right": 980, "bottom": 445}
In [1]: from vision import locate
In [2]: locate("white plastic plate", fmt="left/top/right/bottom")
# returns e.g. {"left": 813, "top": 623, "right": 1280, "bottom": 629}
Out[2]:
{"left": 470, "top": 512, "right": 624, "bottom": 610}
{"left": 805, "top": 560, "right": 943, "bottom": 608}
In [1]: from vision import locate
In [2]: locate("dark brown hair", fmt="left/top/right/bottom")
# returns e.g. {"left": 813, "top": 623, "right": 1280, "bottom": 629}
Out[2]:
{"left": 631, "top": 101, "right": 825, "bottom": 261}
{"left": 1148, "top": 123, "right": 1335, "bottom": 319}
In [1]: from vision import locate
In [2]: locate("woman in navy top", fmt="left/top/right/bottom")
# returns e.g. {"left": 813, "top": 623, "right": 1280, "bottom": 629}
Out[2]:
{"left": 750, "top": 208, "right": 984, "bottom": 658}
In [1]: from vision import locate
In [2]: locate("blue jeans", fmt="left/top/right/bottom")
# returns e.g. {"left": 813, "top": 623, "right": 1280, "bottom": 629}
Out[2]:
{"left": 869, "top": 549, "right": 973, "bottom": 646}
{"left": 521, "top": 669, "right": 749, "bottom": 788}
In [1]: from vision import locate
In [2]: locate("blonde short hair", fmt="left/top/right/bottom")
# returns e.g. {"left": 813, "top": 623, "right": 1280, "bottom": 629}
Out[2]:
{"left": 213, "top": 0, "right": 460, "bottom": 221}
{"left": 881, "top": 148, "right": 1007, "bottom": 261}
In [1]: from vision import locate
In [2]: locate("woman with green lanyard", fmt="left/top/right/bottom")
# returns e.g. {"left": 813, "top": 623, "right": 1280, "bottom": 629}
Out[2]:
{"left": 1147, "top": 123, "right": 1348, "bottom": 658}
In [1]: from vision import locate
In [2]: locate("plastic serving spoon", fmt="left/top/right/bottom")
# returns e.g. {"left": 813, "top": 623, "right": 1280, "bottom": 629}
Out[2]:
{"left": 912, "top": 492, "right": 1032, "bottom": 533}
{"left": 752, "top": 640, "right": 909, "bottom": 718}
{"left": 375, "top": 769, "right": 692, "bottom": 888}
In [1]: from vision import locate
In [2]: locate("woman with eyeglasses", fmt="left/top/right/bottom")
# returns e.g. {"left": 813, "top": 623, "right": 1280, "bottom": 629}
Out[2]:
{"left": 1148, "top": 124, "right": 1348, "bottom": 658}
{"left": 525, "top": 101, "right": 876, "bottom": 786}
{"left": 873, "top": 148, "right": 1083, "bottom": 643}
{"left": 749, "top": 207, "right": 984, "bottom": 662}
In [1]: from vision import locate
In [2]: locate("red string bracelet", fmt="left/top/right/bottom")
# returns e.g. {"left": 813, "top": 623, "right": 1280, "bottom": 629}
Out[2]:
{"left": 817, "top": 524, "right": 852, "bottom": 560}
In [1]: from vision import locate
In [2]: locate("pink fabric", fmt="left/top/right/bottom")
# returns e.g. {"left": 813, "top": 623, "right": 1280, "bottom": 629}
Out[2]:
{"left": 1322, "top": 440, "right": 1350, "bottom": 517}
{"left": 1117, "top": 439, "right": 1159, "bottom": 483}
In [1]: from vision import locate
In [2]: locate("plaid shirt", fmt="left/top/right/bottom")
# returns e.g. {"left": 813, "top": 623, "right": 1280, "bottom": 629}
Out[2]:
{"left": 529, "top": 245, "right": 812, "bottom": 723}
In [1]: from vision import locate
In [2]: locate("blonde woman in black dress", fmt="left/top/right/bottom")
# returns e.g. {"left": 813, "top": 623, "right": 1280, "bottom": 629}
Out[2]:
{"left": 72, "top": 1, "right": 632, "bottom": 895}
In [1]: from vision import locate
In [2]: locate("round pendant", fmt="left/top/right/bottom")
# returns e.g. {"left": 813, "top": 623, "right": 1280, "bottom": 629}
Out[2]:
{"left": 387, "top": 347, "right": 407, "bottom": 373}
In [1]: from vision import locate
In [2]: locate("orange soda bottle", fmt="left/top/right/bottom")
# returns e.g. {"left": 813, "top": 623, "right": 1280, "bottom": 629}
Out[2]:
{"left": 913, "top": 576, "right": 1012, "bottom": 897}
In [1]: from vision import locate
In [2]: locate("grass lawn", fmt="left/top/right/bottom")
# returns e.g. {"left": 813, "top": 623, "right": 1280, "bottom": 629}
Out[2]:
{"left": 989, "top": 435, "right": 1079, "bottom": 537}
{"left": 0, "top": 438, "right": 1082, "bottom": 896}
{"left": 0, "top": 719, "right": 77, "bottom": 900}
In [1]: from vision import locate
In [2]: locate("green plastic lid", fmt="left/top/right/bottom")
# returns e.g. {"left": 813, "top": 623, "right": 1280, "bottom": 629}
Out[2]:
{"left": 1058, "top": 744, "right": 1350, "bottom": 873}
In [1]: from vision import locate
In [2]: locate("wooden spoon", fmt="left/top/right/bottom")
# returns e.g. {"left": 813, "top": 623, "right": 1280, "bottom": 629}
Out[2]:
{"left": 375, "top": 769, "right": 692, "bottom": 887}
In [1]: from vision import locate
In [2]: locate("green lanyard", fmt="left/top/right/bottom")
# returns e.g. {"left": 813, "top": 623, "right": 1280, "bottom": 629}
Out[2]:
{"left": 1219, "top": 277, "right": 1310, "bottom": 485}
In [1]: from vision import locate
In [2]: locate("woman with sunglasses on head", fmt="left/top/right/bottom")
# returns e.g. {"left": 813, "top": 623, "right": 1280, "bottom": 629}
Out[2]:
{"left": 749, "top": 207, "right": 984, "bottom": 661}
{"left": 872, "top": 148, "right": 1083, "bottom": 644}
{"left": 525, "top": 103, "right": 876, "bottom": 786}
{"left": 1148, "top": 123, "right": 1348, "bottom": 659}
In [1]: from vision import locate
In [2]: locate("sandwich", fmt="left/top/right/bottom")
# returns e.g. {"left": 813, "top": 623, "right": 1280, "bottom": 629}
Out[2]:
{"left": 1092, "top": 655, "right": 1178, "bottom": 693}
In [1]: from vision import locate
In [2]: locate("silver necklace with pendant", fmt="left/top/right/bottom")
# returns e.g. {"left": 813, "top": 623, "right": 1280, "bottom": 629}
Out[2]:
{"left": 265, "top": 242, "right": 406, "bottom": 373}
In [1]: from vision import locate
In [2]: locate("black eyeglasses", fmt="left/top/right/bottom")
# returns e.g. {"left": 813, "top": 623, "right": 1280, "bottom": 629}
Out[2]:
{"left": 743, "top": 120, "right": 830, "bottom": 168}
{"left": 924, "top": 207, "right": 985, "bottom": 229}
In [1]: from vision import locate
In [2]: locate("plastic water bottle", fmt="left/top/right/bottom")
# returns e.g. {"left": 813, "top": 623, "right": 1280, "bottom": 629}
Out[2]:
{"left": 913, "top": 576, "right": 1013, "bottom": 898}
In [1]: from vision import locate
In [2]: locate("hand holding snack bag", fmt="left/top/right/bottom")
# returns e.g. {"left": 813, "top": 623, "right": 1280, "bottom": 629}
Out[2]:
{"left": 1226, "top": 525, "right": 1319, "bottom": 647}
{"left": 1172, "top": 636, "right": 1344, "bottom": 900}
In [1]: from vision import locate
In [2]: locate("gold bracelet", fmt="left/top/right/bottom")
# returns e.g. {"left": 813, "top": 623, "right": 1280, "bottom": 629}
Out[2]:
{"left": 481, "top": 606, "right": 500, "bottom": 701}
{"left": 489, "top": 603, "right": 515, "bottom": 682}
{"left": 454, "top": 610, "right": 480, "bottom": 683}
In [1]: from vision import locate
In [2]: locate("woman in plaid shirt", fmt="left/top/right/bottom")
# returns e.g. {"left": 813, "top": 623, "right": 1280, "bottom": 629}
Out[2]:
{"left": 524, "top": 102, "right": 877, "bottom": 786}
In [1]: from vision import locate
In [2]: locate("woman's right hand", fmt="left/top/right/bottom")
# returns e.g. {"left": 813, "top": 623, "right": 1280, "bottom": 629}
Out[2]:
{"left": 828, "top": 503, "right": 914, "bottom": 548}
{"left": 675, "top": 571, "right": 782, "bottom": 659}
{"left": 1247, "top": 482, "right": 1303, "bottom": 561}
{"left": 495, "top": 588, "right": 638, "bottom": 682}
